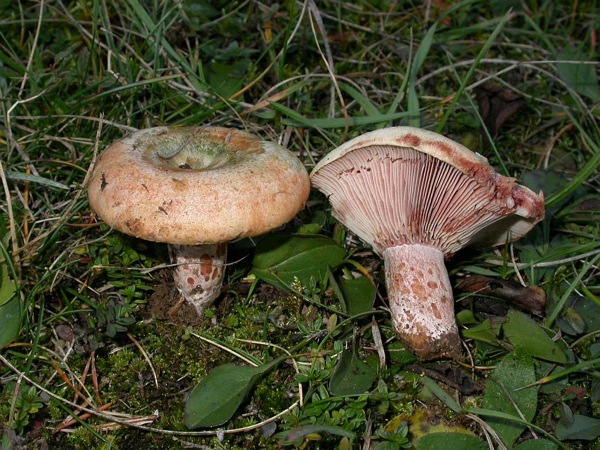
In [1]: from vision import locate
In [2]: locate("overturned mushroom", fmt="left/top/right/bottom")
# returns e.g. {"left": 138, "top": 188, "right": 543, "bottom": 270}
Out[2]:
{"left": 311, "top": 126, "right": 544, "bottom": 360}
{"left": 88, "top": 126, "right": 310, "bottom": 314}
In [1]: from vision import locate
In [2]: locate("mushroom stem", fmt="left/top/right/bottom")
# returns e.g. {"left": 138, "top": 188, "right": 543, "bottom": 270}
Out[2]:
{"left": 168, "top": 243, "right": 227, "bottom": 315}
{"left": 382, "top": 244, "right": 462, "bottom": 360}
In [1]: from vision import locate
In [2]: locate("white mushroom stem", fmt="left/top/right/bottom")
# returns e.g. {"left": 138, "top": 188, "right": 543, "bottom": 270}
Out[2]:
{"left": 169, "top": 243, "right": 227, "bottom": 315}
{"left": 383, "top": 244, "right": 462, "bottom": 360}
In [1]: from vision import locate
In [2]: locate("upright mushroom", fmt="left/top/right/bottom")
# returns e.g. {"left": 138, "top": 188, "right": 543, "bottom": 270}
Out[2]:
{"left": 311, "top": 127, "right": 544, "bottom": 360}
{"left": 88, "top": 126, "right": 310, "bottom": 314}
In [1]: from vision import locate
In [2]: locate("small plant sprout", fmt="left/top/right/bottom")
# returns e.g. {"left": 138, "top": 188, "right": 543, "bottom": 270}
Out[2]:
{"left": 88, "top": 126, "right": 310, "bottom": 314}
{"left": 311, "top": 126, "right": 545, "bottom": 360}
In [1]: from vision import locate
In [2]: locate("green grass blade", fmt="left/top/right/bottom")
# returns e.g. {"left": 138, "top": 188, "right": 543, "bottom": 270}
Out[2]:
{"left": 546, "top": 252, "right": 600, "bottom": 326}
{"left": 435, "top": 11, "right": 512, "bottom": 134}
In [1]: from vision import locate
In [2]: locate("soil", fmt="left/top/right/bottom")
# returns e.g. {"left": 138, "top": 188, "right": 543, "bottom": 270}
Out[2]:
{"left": 143, "top": 270, "right": 206, "bottom": 327}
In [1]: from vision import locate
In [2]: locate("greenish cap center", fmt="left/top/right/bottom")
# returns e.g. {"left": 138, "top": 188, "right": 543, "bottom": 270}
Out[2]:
{"left": 139, "top": 127, "right": 246, "bottom": 171}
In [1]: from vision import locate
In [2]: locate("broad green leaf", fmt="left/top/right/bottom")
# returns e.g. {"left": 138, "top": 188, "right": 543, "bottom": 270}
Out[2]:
{"left": 184, "top": 359, "right": 279, "bottom": 428}
{"left": 0, "top": 231, "right": 20, "bottom": 348}
{"left": 0, "top": 255, "right": 17, "bottom": 308}
{"left": 0, "top": 297, "right": 21, "bottom": 348}
{"left": 556, "top": 295, "right": 600, "bottom": 336}
{"left": 413, "top": 432, "right": 487, "bottom": 450}
{"left": 329, "top": 349, "right": 376, "bottom": 396}
{"left": 556, "top": 46, "right": 600, "bottom": 102}
{"left": 251, "top": 234, "right": 345, "bottom": 292}
{"left": 462, "top": 317, "right": 503, "bottom": 347}
{"left": 482, "top": 353, "right": 538, "bottom": 448}
{"left": 206, "top": 61, "right": 244, "bottom": 98}
{"left": 514, "top": 438, "right": 558, "bottom": 450}
{"left": 556, "top": 414, "right": 600, "bottom": 441}
{"left": 503, "top": 310, "right": 566, "bottom": 363}
{"left": 338, "top": 276, "right": 376, "bottom": 316}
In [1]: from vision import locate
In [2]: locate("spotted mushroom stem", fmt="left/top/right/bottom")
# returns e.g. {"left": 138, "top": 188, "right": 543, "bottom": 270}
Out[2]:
{"left": 383, "top": 244, "right": 462, "bottom": 360}
{"left": 168, "top": 242, "right": 227, "bottom": 315}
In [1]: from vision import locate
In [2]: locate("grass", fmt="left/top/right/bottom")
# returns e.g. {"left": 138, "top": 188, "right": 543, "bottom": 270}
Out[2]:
{"left": 1, "top": 0, "right": 599, "bottom": 449}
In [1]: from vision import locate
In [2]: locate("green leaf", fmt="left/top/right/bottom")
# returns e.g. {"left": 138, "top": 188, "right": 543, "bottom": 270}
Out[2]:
{"left": 251, "top": 234, "right": 346, "bottom": 292}
{"left": 462, "top": 318, "right": 503, "bottom": 347}
{"left": 420, "top": 376, "right": 462, "bottom": 413}
{"left": 514, "top": 438, "right": 559, "bottom": 450}
{"left": 0, "top": 254, "right": 17, "bottom": 308}
{"left": 556, "top": 46, "right": 600, "bottom": 102}
{"left": 0, "top": 232, "right": 20, "bottom": 348}
{"left": 503, "top": 310, "right": 566, "bottom": 363}
{"left": 482, "top": 353, "right": 538, "bottom": 448}
{"left": 329, "top": 349, "right": 376, "bottom": 396}
{"left": 0, "top": 296, "right": 21, "bottom": 348}
{"left": 556, "top": 295, "right": 600, "bottom": 336}
{"left": 338, "top": 276, "right": 376, "bottom": 316}
{"left": 556, "top": 414, "right": 600, "bottom": 441}
{"left": 413, "top": 432, "right": 487, "bottom": 450}
{"left": 184, "top": 359, "right": 280, "bottom": 428}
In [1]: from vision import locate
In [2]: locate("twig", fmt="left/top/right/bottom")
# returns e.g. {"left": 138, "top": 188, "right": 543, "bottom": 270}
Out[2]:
{"left": 127, "top": 333, "right": 159, "bottom": 389}
{"left": 0, "top": 351, "right": 298, "bottom": 437}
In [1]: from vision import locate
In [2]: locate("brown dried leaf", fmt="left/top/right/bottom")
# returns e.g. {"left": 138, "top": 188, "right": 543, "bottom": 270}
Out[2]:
{"left": 406, "top": 362, "right": 483, "bottom": 395}
{"left": 459, "top": 275, "right": 546, "bottom": 317}
{"left": 474, "top": 82, "right": 526, "bottom": 146}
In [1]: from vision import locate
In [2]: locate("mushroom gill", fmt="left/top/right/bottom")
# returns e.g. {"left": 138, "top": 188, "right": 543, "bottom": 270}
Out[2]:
{"left": 311, "top": 127, "right": 545, "bottom": 360}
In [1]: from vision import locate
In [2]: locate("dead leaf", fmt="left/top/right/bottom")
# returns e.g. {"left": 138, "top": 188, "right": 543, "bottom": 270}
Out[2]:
{"left": 459, "top": 275, "right": 546, "bottom": 317}
{"left": 406, "top": 362, "right": 483, "bottom": 395}
{"left": 474, "top": 82, "right": 526, "bottom": 147}
{"left": 569, "top": 197, "right": 600, "bottom": 220}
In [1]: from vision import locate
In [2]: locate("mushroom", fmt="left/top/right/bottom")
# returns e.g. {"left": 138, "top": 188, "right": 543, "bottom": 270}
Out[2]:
{"left": 88, "top": 126, "right": 310, "bottom": 314}
{"left": 310, "top": 126, "right": 544, "bottom": 360}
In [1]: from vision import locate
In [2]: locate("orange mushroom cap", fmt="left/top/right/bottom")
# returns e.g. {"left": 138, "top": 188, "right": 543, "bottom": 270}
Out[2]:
{"left": 88, "top": 126, "right": 311, "bottom": 245}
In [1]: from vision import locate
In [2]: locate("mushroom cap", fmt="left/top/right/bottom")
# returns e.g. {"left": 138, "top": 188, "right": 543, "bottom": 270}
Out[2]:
{"left": 88, "top": 126, "right": 310, "bottom": 245}
{"left": 310, "top": 126, "right": 544, "bottom": 256}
